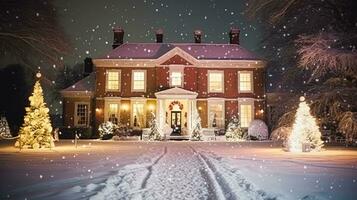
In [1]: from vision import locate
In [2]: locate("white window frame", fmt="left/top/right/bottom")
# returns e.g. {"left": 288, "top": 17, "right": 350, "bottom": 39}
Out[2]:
{"left": 169, "top": 67, "right": 184, "bottom": 87}
{"left": 130, "top": 98, "right": 147, "bottom": 128}
{"left": 208, "top": 70, "right": 224, "bottom": 93}
{"left": 74, "top": 102, "right": 90, "bottom": 127}
{"left": 239, "top": 99, "right": 254, "bottom": 128}
{"left": 105, "top": 69, "right": 121, "bottom": 92}
{"left": 238, "top": 71, "right": 254, "bottom": 93}
{"left": 104, "top": 98, "right": 121, "bottom": 123}
{"left": 207, "top": 99, "right": 225, "bottom": 128}
{"left": 131, "top": 70, "right": 147, "bottom": 92}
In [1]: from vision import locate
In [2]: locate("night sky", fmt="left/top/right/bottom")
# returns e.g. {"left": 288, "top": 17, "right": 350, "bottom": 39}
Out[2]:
{"left": 55, "top": 0, "right": 262, "bottom": 65}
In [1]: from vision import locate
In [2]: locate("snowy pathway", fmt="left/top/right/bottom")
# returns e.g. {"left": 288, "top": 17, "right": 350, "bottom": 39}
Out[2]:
{"left": 90, "top": 143, "right": 280, "bottom": 200}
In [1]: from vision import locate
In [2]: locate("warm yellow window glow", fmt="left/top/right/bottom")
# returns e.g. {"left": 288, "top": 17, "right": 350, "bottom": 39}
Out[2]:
{"left": 132, "top": 71, "right": 145, "bottom": 91}
{"left": 108, "top": 103, "right": 119, "bottom": 124}
{"left": 240, "top": 104, "right": 253, "bottom": 127}
{"left": 171, "top": 72, "right": 182, "bottom": 87}
{"left": 106, "top": 71, "right": 120, "bottom": 91}
{"left": 132, "top": 102, "right": 145, "bottom": 127}
{"left": 209, "top": 72, "right": 223, "bottom": 92}
{"left": 209, "top": 103, "right": 224, "bottom": 128}
{"left": 239, "top": 72, "right": 252, "bottom": 92}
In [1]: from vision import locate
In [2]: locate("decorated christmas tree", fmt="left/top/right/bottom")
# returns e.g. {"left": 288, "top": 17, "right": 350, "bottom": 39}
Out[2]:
{"left": 15, "top": 74, "right": 54, "bottom": 149}
{"left": 148, "top": 112, "right": 161, "bottom": 141}
{"left": 191, "top": 109, "right": 202, "bottom": 141}
{"left": 0, "top": 116, "right": 12, "bottom": 139}
{"left": 288, "top": 96, "right": 324, "bottom": 152}
{"left": 225, "top": 115, "right": 246, "bottom": 141}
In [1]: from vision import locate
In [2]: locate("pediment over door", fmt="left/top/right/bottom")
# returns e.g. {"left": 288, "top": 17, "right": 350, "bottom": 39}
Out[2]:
{"left": 161, "top": 55, "right": 192, "bottom": 65}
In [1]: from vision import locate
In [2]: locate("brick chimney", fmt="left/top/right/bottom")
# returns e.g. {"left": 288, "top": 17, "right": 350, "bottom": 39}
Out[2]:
{"left": 194, "top": 30, "right": 202, "bottom": 43}
{"left": 84, "top": 57, "right": 93, "bottom": 75}
{"left": 155, "top": 29, "right": 163, "bottom": 43}
{"left": 229, "top": 28, "right": 240, "bottom": 45}
{"left": 112, "top": 27, "right": 124, "bottom": 49}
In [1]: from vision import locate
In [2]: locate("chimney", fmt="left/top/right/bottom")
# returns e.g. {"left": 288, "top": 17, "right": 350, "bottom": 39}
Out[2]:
{"left": 84, "top": 57, "right": 93, "bottom": 75}
{"left": 112, "top": 27, "right": 124, "bottom": 49}
{"left": 155, "top": 29, "right": 163, "bottom": 43}
{"left": 194, "top": 30, "right": 202, "bottom": 43}
{"left": 229, "top": 28, "right": 240, "bottom": 45}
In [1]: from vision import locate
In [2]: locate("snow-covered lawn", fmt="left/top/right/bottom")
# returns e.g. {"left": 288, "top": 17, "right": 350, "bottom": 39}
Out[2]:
{"left": 0, "top": 140, "right": 356, "bottom": 200}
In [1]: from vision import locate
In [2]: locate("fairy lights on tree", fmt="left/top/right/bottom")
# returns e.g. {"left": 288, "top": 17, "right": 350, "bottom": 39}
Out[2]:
{"left": 15, "top": 73, "right": 55, "bottom": 149}
{"left": 288, "top": 96, "right": 323, "bottom": 152}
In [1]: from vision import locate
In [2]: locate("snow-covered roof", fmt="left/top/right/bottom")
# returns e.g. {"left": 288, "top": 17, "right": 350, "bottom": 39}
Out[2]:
{"left": 98, "top": 43, "right": 261, "bottom": 60}
{"left": 61, "top": 73, "right": 95, "bottom": 96}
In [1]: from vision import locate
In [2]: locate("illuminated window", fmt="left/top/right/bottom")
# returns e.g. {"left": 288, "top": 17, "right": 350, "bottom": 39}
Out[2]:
{"left": 108, "top": 103, "right": 119, "bottom": 124}
{"left": 208, "top": 101, "right": 224, "bottom": 128}
{"left": 208, "top": 71, "right": 224, "bottom": 93}
{"left": 170, "top": 72, "right": 182, "bottom": 87}
{"left": 240, "top": 104, "right": 253, "bottom": 128}
{"left": 239, "top": 71, "right": 253, "bottom": 92}
{"left": 106, "top": 70, "right": 121, "bottom": 91}
{"left": 132, "top": 102, "right": 145, "bottom": 127}
{"left": 75, "top": 103, "right": 89, "bottom": 127}
{"left": 132, "top": 70, "right": 146, "bottom": 92}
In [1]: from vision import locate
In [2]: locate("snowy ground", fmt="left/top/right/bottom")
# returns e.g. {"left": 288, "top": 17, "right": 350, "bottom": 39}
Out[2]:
{"left": 0, "top": 140, "right": 356, "bottom": 200}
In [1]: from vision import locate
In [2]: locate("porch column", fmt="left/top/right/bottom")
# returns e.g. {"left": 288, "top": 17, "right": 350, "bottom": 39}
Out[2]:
{"left": 187, "top": 99, "right": 192, "bottom": 135}
{"left": 157, "top": 98, "right": 165, "bottom": 131}
{"left": 187, "top": 99, "right": 197, "bottom": 135}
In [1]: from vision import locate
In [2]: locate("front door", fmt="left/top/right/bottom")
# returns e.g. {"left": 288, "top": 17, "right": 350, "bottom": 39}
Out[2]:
{"left": 171, "top": 111, "right": 181, "bottom": 135}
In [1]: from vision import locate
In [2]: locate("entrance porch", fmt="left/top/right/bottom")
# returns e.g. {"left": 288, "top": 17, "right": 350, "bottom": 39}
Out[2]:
{"left": 155, "top": 87, "right": 198, "bottom": 139}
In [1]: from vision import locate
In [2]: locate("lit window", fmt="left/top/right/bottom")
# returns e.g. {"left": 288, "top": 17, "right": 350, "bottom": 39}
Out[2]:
{"left": 108, "top": 103, "right": 119, "bottom": 124}
{"left": 239, "top": 71, "right": 253, "bottom": 92}
{"left": 240, "top": 104, "right": 253, "bottom": 128}
{"left": 106, "top": 70, "right": 120, "bottom": 91}
{"left": 132, "top": 102, "right": 145, "bottom": 127}
{"left": 132, "top": 71, "right": 146, "bottom": 92}
{"left": 171, "top": 72, "right": 182, "bottom": 87}
{"left": 208, "top": 101, "right": 224, "bottom": 128}
{"left": 75, "top": 103, "right": 89, "bottom": 127}
{"left": 208, "top": 71, "right": 224, "bottom": 93}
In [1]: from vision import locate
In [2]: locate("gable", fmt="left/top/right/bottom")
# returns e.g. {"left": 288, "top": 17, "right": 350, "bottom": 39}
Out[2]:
{"left": 161, "top": 55, "right": 192, "bottom": 65}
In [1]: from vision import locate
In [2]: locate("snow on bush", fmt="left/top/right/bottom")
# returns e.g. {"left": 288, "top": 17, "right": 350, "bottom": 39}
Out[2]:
{"left": 225, "top": 115, "right": 247, "bottom": 141}
{"left": 191, "top": 109, "right": 202, "bottom": 141}
{"left": 98, "top": 121, "right": 118, "bottom": 139}
{"left": 270, "top": 126, "right": 292, "bottom": 145}
{"left": 248, "top": 119, "right": 269, "bottom": 140}
{"left": 148, "top": 112, "right": 162, "bottom": 141}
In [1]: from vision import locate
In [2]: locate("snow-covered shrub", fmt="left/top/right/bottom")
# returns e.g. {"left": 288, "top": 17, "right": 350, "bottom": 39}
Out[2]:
{"left": 225, "top": 116, "right": 247, "bottom": 141}
{"left": 191, "top": 109, "right": 202, "bottom": 141}
{"left": 98, "top": 121, "right": 118, "bottom": 139}
{"left": 148, "top": 112, "right": 161, "bottom": 141}
{"left": 270, "top": 126, "right": 292, "bottom": 144}
{"left": 248, "top": 120, "right": 269, "bottom": 140}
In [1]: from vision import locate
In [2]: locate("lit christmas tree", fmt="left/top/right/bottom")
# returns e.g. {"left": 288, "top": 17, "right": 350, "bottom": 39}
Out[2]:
{"left": 0, "top": 116, "right": 12, "bottom": 139}
{"left": 288, "top": 96, "right": 323, "bottom": 152}
{"left": 191, "top": 109, "right": 202, "bottom": 141}
{"left": 15, "top": 73, "right": 54, "bottom": 149}
{"left": 225, "top": 115, "right": 246, "bottom": 141}
{"left": 148, "top": 112, "right": 162, "bottom": 141}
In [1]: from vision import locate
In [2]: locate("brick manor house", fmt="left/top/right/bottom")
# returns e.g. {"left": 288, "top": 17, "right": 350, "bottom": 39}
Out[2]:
{"left": 61, "top": 27, "right": 266, "bottom": 138}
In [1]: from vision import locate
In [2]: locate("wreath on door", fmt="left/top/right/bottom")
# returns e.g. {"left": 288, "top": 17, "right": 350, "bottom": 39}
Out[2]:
{"left": 168, "top": 101, "right": 184, "bottom": 110}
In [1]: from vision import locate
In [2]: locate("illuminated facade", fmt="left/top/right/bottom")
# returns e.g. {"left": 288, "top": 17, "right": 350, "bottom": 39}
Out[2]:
{"left": 61, "top": 28, "right": 266, "bottom": 137}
